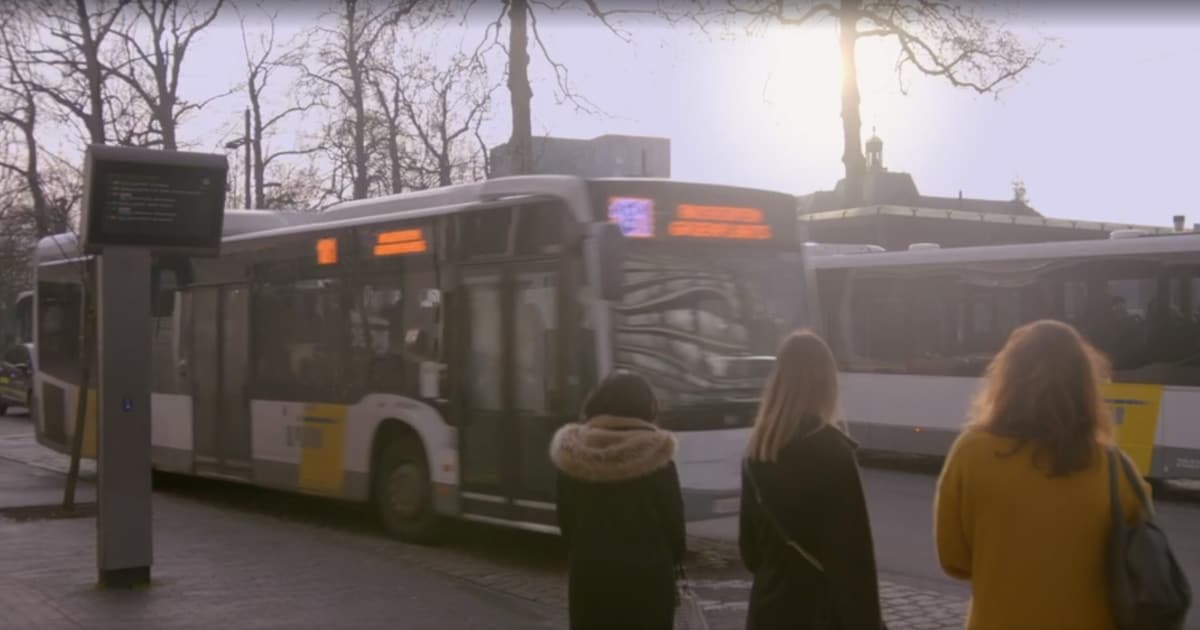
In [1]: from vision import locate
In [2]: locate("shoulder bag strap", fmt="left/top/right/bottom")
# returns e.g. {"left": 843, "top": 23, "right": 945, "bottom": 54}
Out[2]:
{"left": 1114, "top": 447, "right": 1155, "bottom": 521}
{"left": 1108, "top": 448, "right": 1123, "bottom": 536}
{"left": 743, "top": 459, "right": 825, "bottom": 573}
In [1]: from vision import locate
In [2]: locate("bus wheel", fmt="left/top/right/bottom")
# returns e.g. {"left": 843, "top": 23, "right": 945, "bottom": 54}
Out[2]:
{"left": 373, "top": 436, "right": 442, "bottom": 543}
{"left": 0, "top": 402, "right": 8, "bottom": 416}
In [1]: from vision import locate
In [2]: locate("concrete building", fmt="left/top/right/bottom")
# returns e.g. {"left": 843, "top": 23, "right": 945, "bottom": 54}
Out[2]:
{"left": 797, "top": 132, "right": 1171, "bottom": 249}
{"left": 489, "top": 134, "right": 670, "bottom": 179}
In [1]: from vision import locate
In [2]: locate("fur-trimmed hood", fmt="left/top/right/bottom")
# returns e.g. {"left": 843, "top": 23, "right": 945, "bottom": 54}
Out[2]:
{"left": 549, "top": 415, "right": 678, "bottom": 483}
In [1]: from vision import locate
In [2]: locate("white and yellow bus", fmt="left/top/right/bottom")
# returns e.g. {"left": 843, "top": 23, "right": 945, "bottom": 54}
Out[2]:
{"left": 33, "top": 175, "right": 814, "bottom": 540}
{"left": 811, "top": 232, "right": 1200, "bottom": 480}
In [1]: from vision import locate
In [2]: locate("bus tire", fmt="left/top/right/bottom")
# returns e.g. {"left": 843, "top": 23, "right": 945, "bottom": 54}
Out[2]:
{"left": 0, "top": 402, "right": 7, "bottom": 416}
{"left": 373, "top": 435, "right": 442, "bottom": 544}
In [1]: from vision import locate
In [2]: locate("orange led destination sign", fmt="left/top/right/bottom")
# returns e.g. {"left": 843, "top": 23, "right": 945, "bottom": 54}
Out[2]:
{"left": 374, "top": 228, "right": 428, "bottom": 256}
{"left": 315, "top": 237, "right": 338, "bottom": 265}
{"left": 668, "top": 203, "right": 773, "bottom": 241}
{"left": 676, "top": 204, "right": 764, "bottom": 224}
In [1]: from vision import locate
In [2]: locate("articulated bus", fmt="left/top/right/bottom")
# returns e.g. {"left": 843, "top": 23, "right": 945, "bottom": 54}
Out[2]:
{"left": 811, "top": 232, "right": 1200, "bottom": 481}
{"left": 33, "top": 176, "right": 813, "bottom": 539}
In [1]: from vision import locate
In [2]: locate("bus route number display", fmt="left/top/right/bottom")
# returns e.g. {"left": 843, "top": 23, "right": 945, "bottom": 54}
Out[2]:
{"left": 608, "top": 197, "right": 655, "bottom": 238}
{"left": 80, "top": 144, "right": 228, "bottom": 256}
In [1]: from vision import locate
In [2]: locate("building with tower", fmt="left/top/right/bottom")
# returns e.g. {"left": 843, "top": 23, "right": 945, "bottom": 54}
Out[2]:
{"left": 796, "top": 131, "right": 1169, "bottom": 249}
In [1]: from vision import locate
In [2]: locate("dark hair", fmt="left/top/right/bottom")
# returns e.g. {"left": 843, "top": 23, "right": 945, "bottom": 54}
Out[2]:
{"left": 583, "top": 371, "right": 658, "bottom": 422}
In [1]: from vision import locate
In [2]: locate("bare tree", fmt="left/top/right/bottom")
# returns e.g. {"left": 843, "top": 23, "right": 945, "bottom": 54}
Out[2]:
{"left": 107, "top": 0, "right": 228, "bottom": 150}
{"left": 677, "top": 0, "right": 1048, "bottom": 206}
{"left": 465, "top": 0, "right": 640, "bottom": 176}
{"left": 301, "top": 0, "right": 424, "bottom": 201}
{"left": 236, "top": 3, "right": 322, "bottom": 209}
{"left": 0, "top": 15, "right": 55, "bottom": 240}
{"left": 394, "top": 52, "right": 493, "bottom": 188}
{"left": 23, "top": 0, "right": 132, "bottom": 146}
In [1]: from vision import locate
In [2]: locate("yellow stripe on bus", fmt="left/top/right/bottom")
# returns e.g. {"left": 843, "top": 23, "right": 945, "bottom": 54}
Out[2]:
{"left": 1102, "top": 382, "right": 1162, "bottom": 476}
{"left": 298, "top": 403, "right": 347, "bottom": 496}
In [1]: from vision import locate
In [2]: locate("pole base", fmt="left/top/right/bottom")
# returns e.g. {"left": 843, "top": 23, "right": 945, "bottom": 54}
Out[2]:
{"left": 98, "top": 566, "right": 150, "bottom": 589}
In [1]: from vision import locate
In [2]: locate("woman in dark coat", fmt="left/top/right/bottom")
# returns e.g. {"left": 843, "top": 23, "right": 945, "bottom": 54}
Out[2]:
{"left": 740, "top": 330, "right": 885, "bottom": 630}
{"left": 551, "top": 371, "right": 686, "bottom": 630}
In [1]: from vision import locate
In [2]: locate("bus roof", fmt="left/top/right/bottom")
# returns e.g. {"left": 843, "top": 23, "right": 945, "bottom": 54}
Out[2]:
{"left": 222, "top": 175, "right": 800, "bottom": 246}
{"left": 798, "top": 204, "right": 1174, "bottom": 235}
{"left": 810, "top": 232, "right": 1200, "bottom": 271}
{"left": 34, "top": 209, "right": 299, "bottom": 265}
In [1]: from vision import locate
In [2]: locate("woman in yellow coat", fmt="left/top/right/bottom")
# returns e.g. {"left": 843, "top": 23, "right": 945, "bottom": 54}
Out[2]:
{"left": 934, "top": 319, "right": 1148, "bottom": 630}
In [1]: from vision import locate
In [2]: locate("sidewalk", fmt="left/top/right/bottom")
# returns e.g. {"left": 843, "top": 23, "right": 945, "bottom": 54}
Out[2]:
{"left": 0, "top": 424, "right": 968, "bottom": 629}
{"left": 0, "top": 457, "right": 559, "bottom": 629}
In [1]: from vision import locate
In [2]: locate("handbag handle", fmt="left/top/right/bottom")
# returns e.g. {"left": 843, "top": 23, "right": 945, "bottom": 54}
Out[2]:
{"left": 743, "top": 459, "right": 825, "bottom": 573}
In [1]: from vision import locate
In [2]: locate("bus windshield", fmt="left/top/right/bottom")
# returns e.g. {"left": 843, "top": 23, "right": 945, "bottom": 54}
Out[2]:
{"left": 612, "top": 245, "right": 804, "bottom": 407}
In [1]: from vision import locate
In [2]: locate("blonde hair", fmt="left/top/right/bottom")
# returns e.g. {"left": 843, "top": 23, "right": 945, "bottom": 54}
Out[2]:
{"left": 746, "top": 330, "right": 840, "bottom": 462}
{"left": 968, "top": 319, "right": 1115, "bottom": 476}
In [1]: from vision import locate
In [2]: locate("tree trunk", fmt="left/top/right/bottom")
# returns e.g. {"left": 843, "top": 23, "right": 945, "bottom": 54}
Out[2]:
{"left": 507, "top": 0, "right": 533, "bottom": 175}
{"left": 74, "top": 0, "right": 106, "bottom": 144}
{"left": 343, "top": 0, "right": 370, "bottom": 199}
{"left": 838, "top": 0, "right": 865, "bottom": 208}
{"left": 438, "top": 153, "right": 452, "bottom": 187}
{"left": 63, "top": 270, "right": 94, "bottom": 511}
{"left": 252, "top": 107, "right": 265, "bottom": 208}
{"left": 387, "top": 127, "right": 403, "bottom": 194}
{"left": 159, "top": 86, "right": 178, "bottom": 150}
{"left": 19, "top": 98, "right": 51, "bottom": 238}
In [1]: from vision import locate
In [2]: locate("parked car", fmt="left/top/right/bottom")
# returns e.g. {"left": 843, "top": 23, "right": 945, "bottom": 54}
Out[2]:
{"left": 0, "top": 343, "right": 34, "bottom": 416}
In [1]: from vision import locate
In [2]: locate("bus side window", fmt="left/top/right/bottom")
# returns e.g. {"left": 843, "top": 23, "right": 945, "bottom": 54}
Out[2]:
{"left": 253, "top": 277, "right": 347, "bottom": 400}
{"left": 514, "top": 202, "right": 565, "bottom": 257}
{"left": 36, "top": 282, "right": 82, "bottom": 380}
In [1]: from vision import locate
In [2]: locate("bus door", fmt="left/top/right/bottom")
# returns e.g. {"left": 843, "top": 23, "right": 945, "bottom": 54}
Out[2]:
{"left": 184, "top": 284, "right": 252, "bottom": 479}
{"left": 457, "top": 261, "right": 568, "bottom": 528}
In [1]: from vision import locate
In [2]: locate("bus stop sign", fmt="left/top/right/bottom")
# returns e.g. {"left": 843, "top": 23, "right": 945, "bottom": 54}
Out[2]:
{"left": 79, "top": 144, "right": 228, "bottom": 257}
{"left": 78, "top": 145, "right": 227, "bottom": 588}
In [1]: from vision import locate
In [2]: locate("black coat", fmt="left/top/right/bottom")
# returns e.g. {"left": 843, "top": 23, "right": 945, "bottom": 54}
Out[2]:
{"left": 739, "top": 424, "right": 885, "bottom": 630}
{"left": 551, "top": 415, "right": 687, "bottom": 630}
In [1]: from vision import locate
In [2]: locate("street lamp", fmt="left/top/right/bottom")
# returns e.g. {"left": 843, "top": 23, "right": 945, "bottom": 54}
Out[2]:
{"left": 224, "top": 108, "right": 252, "bottom": 209}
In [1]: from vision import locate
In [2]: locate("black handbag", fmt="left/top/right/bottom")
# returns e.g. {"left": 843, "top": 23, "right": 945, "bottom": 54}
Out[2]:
{"left": 1107, "top": 448, "right": 1191, "bottom": 630}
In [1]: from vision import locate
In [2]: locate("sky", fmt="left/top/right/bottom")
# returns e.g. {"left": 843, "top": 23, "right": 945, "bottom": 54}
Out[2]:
{"left": 167, "top": 2, "right": 1200, "bottom": 228}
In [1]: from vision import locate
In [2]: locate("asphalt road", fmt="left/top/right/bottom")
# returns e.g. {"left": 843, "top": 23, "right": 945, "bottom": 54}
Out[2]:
{"left": 4, "top": 408, "right": 1198, "bottom": 628}
{"left": 690, "top": 458, "right": 1200, "bottom": 628}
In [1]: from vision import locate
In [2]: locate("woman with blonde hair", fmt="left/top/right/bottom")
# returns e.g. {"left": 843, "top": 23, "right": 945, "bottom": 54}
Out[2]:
{"left": 739, "top": 330, "right": 885, "bottom": 630}
{"left": 935, "top": 319, "right": 1150, "bottom": 630}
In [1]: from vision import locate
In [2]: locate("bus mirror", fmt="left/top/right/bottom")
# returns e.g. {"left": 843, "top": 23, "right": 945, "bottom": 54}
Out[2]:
{"left": 596, "top": 222, "right": 625, "bottom": 302}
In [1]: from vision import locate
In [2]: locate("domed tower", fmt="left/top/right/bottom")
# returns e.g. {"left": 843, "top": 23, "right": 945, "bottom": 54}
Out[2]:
{"left": 865, "top": 128, "right": 884, "bottom": 172}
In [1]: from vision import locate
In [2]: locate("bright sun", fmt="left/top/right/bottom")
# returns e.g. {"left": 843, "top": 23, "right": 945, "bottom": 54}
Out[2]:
{"left": 758, "top": 26, "right": 907, "bottom": 142}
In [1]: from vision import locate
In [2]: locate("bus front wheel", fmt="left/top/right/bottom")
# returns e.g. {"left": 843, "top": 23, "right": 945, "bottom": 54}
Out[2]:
{"left": 372, "top": 435, "right": 442, "bottom": 544}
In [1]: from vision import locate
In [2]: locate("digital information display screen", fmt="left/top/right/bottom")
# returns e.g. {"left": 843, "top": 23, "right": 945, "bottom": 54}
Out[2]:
{"left": 81, "top": 145, "right": 228, "bottom": 256}
{"left": 608, "top": 197, "right": 656, "bottom": 238}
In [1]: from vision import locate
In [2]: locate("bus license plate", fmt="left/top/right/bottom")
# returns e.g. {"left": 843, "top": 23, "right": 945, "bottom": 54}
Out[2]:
{"left": 712, "top": 497, "right": 740, "bottom": 515}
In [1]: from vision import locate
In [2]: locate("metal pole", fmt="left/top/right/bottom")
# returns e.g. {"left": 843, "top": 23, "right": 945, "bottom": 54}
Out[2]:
{"left": 96, "top": 247, "right": 153, "bottom": 587}
{"left": 244, "top": 108, "right": 252, "bottom": 210}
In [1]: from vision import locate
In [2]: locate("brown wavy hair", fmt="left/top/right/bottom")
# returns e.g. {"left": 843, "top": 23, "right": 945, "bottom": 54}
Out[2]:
{"left": 747, "top": 330, "right": 840, "bottom": 462}
{"left": 967, "top": 319, "right": 1115, "bottom": 476}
